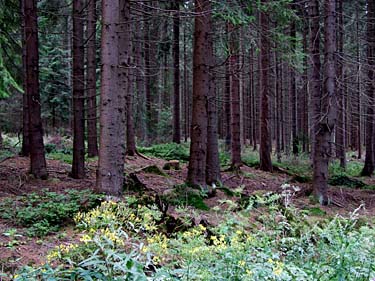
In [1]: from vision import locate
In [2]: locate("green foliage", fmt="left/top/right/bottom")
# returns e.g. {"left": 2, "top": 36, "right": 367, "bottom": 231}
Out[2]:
{"left": 9, "top": 197, "right": 375, "bottom": 280}
{"left": 161, "top": 184, "right": 209, "bottom": 211}
{"left": 0, "top": 189, "right": 104, "bottom": 237}
{"left": 138, "top": 142, "right": 190, "bottom": 162}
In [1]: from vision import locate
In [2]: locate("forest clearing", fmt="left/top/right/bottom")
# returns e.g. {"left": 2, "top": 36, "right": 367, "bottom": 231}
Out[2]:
{"left": 1, "top": 0, "right": 375, "bottom": 280}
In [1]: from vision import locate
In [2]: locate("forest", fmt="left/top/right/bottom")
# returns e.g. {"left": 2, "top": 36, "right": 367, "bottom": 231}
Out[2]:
{"left": 0, "top": 0, "right": 375, "bottom": 280}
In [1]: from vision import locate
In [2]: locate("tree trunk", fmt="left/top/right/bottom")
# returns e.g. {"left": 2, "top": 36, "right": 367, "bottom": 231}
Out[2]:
{"left": 259, "top": 0, "right": 272, "bottom": 172}
{"left": 97, "top": 0, "right": 124, "bottom": 195}
{"left": 20, "top": 0, "right": 30, "bottom": 157}
{"left": 86, "top": 0, "right": 99, "bottom": 158}
{"left": 172, "top": 0, "right": 181, "bottom": 144}
{"left": 206, "top": 11, "right": 221, "bottom": 185}
{"left": 187, "top": 0, "right": 210, "bottom": 187}
{"left": 24, "top": 0, "right": 47, "bottom": 179}
{"left": 119, "top": 0, "right": 136, "bottom": 156}
{"left": 309, "top": 0, "right": 322, "bottom": 163}
{"left": 289, "top": 6, "right": 298, "bottom": 156}
{"left": 335, "top": 0, "right": 346, "bottom": 169}
{"left": 228, "top": 23, "right": 242, "bottom": 169}
{"left": 356, "top": 2, "right": 362, "bottom": 159}
{"left": 313, "top": 0, "right": 337, "bottom": 204}
{"left": 71, "top": 0, "right": 85, "bottom": 179}
{"left": 224, "top": 58, "right": 231, "bottom": 151}
{"left": 361, "top": 0, "right": 375, "bottom": 176}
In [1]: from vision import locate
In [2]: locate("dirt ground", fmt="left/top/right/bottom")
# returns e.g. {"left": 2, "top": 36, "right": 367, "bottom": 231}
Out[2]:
{"left": 1, "top": 155, "right": 375, "bottom": 276}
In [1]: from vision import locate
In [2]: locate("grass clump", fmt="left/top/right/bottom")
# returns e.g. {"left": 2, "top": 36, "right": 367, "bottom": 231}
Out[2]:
{"left": 0, "top": 189, "right": 104, "bottom": 237}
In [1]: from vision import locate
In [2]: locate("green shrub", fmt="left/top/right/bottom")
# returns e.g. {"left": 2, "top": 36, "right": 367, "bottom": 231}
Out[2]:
{"left": 0, "top": 189, "right": 104, "bottom": 236}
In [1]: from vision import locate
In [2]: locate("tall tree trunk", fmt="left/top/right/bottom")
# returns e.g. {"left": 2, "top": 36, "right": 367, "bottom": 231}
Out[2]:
{"left": 24, "top": 0, "right": 47, "bottom": 179}
{"left": 86, "top": 0, "right": 99, "bottom": 157}
{"left": 119, "top": 0, "right": 136, "bottom": 156}
{"left": 187, "top": 0, "right": 210, "bottom": 187}
{"left": 134, "top": 18, "right": 146, "bottom": 141}
{"left": 20, "top": 0, "right": 30, "bottom": 157}
{"left": 224, "top": 59, "right": 231, "bottom": 151}
{"left": 259, "top": 0, "right": 272, "bottom": 172}
{"left": 97, "top": 0, "right": 124, "bottom": 195}
{"left": 183, "top": 25, "right": 189, "bottom": 142}
{"left": 313, "top": 0, "right": 337, "bottom": 204}
{"left": 335, "top": 0, "right": 346, "bottom": 168}
{"left": 144, "top": 7, "right": 153, "bottom": 143}
{"left": 309, "top": 0, "right": 322, "bottom": 163}
{"left": 228, "top": 23, "right": 242, "bottom": 169}
{"left": 71, "top": 0, "right": 85, "bottom": 179}
{"left": 356, "top": 2, "right": 362, "bottom": 159}
{"left": 206, "top": 13, "right": 221, "bottom": 185}
{"left": 290, "top": 5, "right": 298, "bottom": 156}
{"left": 361, "top": 0, "right": 375, "bottom": 176}
{"left": 172, "top": 1, "right": 181, "bottom": 143}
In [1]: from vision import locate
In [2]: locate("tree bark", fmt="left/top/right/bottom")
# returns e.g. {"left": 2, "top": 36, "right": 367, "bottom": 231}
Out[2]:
{"left": 228, "top": 23, "right": 242, "bottom": 169}
{"left": 20, "top": 0, "right": 30, "bottom": 157}
{"left": 313, "top": 0, "right": 337, "bottom": 204}
{"left": 97, "top": 0, "right": 124, "bottom": 195}
{"left": 24, "top": 0, "right": 47, "bottom": 179}
{"left": 309, "top": 0, "right": 322, "bottom": 163}
{"left": 361, "top": 0, "right": 375, "bottom": 176}
{"left": 118, "top": 0, "right": 136, "bottom": 156}
{"left": 259, "top": 0, "right": 272, "bottom": 172}
{"left": 86, "top": 0, "right": 99, "bottom": 158}
{"left": 206, "top": 11, "right": 221, "bottom": 185}
{"left": 172, "top": 0, "right": 181, "bottom": 144}
{"left": 290, "top": 2, "right": 298, "bottom": 156}
{"left": 71, "top": 0, "right": 86, "bottom": 179}
{"left": 187, "top": 0, "right": 210, "bottom": 187}
{"left": 335, "top": 0, "right": 346, "bottom": 169}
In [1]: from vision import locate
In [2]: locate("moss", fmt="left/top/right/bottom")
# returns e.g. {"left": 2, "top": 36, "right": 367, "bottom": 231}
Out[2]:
{"left": 141, "top": 165, "right": 167, "bottom": 177}
{"left": 328, "top": 174, "right": 366, "bottom": 188}
{"left": 160, "top": 185, "right": 209, "bottom": 211}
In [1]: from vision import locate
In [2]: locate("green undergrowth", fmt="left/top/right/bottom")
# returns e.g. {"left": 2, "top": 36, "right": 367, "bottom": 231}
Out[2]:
{"left": 138, "top": 143, "right": 190, "bottom": 162}
{"left": 160, "top": 184, "right": 209, "bottom": 211}
{"left": 0, "top": 189, "right": 104, "bottom": 237}
{"left": 9, "top": 194, "right": 375, "bottom": 281}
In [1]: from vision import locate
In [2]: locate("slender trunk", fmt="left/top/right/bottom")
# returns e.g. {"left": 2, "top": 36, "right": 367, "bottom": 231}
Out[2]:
{"left": 144, "top": 7, "right": 153, "bottom": 143}
{"left": 72, "top": 0, "right": 86, "bottom": 179}
{"left": 187, "top": 0, "right": 210, "bottom": 187}
{"left": 309, "top": 0, "right": 322, "bottom": 163}
{"left": 228, "top": 23, "right": 242, "bottom": 168}
{"left": 224, "top": 59, "right": 231, "bottom": 151}
{"left": 290, "top": 5, "right": 298, "bottom": 156}
{"left": 119, "top": 0, "right": 136, "bottom": 156}
{"left": 24, "top": 0, "right": 47, "bottom": 179}
{"left": 172, "top": 1, "right": 181, "bottom": 143}
{"left": 313, "top": 0, "right": 337, "bottom": 204}
{"left": 259, "top": 0, "right": 272, "bottom": 172}
{"left": 335, "top": 0, "right": 346, "bottom": 168}
{"left": 134, "top": 19, "right": 146, "bottom": 141}
{"left": 356, "top": 2, "right": 362, "bottom": 159}
{"left": 20, "top": 0, "right": 30, "bottom": 157}
{"left": 361, "top": 0, "right": 375, "bottom": 176}
{"left": 275, "top": 51, "right": 281, "bottom": 162}
{"left": 86, "top": 0, "right": 99, "bottom": 157}
{"left": 97, "top": 0, "right": 124, "bottom": 195}
{"left": 206, "top": 15, "right": 221, "bottom": 185}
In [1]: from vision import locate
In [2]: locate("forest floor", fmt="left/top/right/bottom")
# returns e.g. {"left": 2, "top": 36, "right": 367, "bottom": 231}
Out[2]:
{"left": 1, "top": 145, "right": 375, "bottom": 277}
